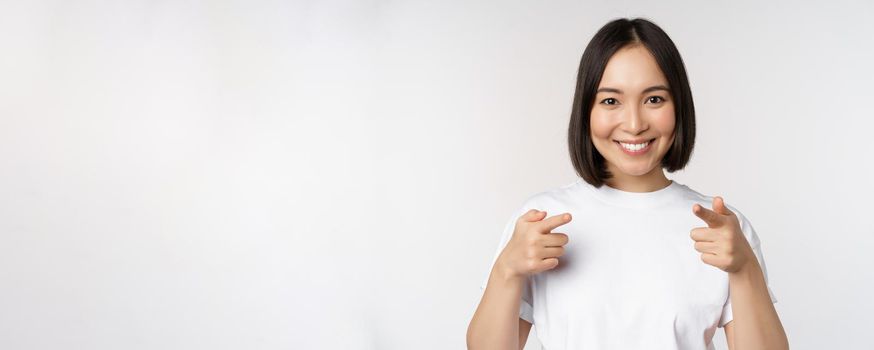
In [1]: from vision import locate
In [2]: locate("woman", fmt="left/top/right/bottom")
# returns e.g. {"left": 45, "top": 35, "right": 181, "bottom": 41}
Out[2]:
{"left": 467, "top": 18, "right": 788, "bottom": 349}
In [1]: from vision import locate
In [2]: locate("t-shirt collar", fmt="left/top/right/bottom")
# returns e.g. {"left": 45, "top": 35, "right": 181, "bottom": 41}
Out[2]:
{"left": 583, "top": 178, "right": 683, "bottom": 209}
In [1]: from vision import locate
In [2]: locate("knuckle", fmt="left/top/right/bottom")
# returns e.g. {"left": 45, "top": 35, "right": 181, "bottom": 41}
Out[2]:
{"left": 525, "top": 247, "right": 538, "bottom": 259}
{"left": 526, "top": 235, "right": 539, "bottom": 246}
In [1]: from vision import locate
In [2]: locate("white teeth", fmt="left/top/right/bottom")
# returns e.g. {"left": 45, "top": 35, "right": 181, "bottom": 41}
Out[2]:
{"left": 619, "top": 141, "right": 649, "bottom": 151}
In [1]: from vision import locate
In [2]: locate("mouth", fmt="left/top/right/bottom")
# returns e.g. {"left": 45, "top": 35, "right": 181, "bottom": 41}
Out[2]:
{"left": 614, "top": 138, "right": 656, "bottom": 155}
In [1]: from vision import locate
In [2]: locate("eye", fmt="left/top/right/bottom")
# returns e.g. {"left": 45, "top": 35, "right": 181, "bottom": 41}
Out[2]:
{"left": 600, "top": 98, "right": 619, "bottom": 105}
{"left": 646, "top": 96, "right": 665, "bottom": 104}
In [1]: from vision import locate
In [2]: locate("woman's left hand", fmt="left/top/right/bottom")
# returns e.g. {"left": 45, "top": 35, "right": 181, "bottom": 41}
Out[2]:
{"left": 690, "top": 196, "right": 756, "bottom": 273}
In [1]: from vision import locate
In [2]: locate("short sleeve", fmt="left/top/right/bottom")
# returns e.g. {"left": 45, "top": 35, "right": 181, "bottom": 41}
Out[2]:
{"left": 718, "top": 207, "right": 778, "bottom": 328}
{"left": 479, "top": 205, "right": 535, "bottom": 324}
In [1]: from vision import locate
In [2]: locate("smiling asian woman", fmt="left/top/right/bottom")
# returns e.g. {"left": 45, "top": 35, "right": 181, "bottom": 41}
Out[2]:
{"left": 467, "top": 17, "right": 789, "bottom": 350}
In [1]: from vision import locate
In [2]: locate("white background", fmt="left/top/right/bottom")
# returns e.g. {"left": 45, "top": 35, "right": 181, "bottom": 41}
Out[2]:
{"left": 1, "top": 0, "right": 872, "bottom": 349}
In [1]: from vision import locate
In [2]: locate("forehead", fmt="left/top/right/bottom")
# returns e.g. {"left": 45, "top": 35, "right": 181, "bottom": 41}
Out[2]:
{"left": 598, "top": 44, "right": 668, "bottom": 91}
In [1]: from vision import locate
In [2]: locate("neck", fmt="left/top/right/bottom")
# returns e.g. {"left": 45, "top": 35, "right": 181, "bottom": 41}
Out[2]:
{"left": 604, "top": 163, "right": 672, "bottom": 193}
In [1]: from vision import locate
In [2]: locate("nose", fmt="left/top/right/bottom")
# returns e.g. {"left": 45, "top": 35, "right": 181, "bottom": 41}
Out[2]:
{"left": 621, "top": 104, "right": 648, "bottom": 135}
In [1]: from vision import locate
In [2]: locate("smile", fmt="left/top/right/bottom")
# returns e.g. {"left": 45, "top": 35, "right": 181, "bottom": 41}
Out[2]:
{"left": 614, "top": 138, "right": 655, "bottom": 155}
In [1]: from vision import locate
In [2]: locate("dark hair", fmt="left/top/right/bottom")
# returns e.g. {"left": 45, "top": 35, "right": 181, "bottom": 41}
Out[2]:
{"left": 568, "top": 17, "right": 695, "bottom": 187}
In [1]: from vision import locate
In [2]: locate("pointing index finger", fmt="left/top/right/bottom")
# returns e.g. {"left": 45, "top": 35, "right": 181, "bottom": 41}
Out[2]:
{"left": 692, "top": 203, "right": 723, "bottom": 228}
{"left": 534, "top": 213, "right": 572, "bottom": 233}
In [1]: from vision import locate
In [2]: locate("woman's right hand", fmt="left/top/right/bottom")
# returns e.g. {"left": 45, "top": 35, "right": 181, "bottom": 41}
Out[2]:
{"left": 495, "top": 209, "right": 572, "bottom": 280}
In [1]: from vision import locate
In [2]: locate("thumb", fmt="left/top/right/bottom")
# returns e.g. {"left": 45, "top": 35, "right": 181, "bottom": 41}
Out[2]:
{"left": 521, "top": 209, "right": 546, "bottom": 223}
{"left": 712, "top": 196, "right": 733, "bottom": 216}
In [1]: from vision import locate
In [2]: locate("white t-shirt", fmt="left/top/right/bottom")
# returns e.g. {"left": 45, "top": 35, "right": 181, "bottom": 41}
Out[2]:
{"left": 479, "top": 178, "right": 777, "bottom": 349}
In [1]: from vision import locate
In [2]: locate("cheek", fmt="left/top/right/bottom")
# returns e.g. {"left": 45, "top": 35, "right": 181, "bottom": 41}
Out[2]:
{"left": 589, "top": 111, "right": 614, "bottom": 139}
{"left": 651, "top": 105, "right": 676, "bottom": 133}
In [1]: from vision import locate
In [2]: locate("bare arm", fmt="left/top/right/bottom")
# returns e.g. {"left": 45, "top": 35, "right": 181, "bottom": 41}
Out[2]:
{"left": 518, "top": 319, "right": 532, "bottom": 347}
{"left": 468, "top": 209, "right": 569, "bottom": 349}
{"left": 467, "top": 265, "right": 527, "bottom": 350}
{"left": 724, "top": 259, "right": 788, "bottom": 350}
{"left": 691, "top": 198, "right": 787, "bottom": 350}
{"left": 725, "top": 321, "right": 735, "bottom": 350}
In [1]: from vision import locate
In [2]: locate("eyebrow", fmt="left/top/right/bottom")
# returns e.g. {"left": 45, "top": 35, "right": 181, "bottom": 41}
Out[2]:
{"left": 596, "top": 85, "right": 670, "bottom": 94}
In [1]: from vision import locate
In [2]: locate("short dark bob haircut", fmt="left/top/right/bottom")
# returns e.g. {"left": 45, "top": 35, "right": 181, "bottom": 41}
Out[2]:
{"left": 568, "top": 18, "right": 695, "bottom": 188}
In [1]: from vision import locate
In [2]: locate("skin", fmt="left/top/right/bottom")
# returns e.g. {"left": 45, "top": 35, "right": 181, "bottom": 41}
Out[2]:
{"left": 468, "top": 44, "right": 788, "bottom": 349}
{"left": 590, "top": 44, "right": 675, "bottom": 193}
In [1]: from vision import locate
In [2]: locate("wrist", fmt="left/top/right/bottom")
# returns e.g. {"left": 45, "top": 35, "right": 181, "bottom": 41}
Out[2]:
{"left": 729, "top": 257, "right": 762, "bottom": 283}
{"left": 492, "top": 260, "right": 524, "bottom": 284}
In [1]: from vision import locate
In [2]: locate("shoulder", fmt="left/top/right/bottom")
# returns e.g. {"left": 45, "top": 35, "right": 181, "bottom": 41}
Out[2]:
{"left": 673, "top": 182, "right": 718, "bottom": 206}
{"left": 676, "top": 183, "right": 750, "bottom": 217}
{"left": 517, "top": 179, "right": 584, "bottom": 213}
{"left": 679, "top": 182, "right": 760, "bottom": 243}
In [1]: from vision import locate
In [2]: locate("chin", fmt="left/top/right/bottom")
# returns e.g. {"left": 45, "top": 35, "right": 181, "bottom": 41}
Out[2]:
{"left": 615, "top": 163, "right": 657, "bottom": 177}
